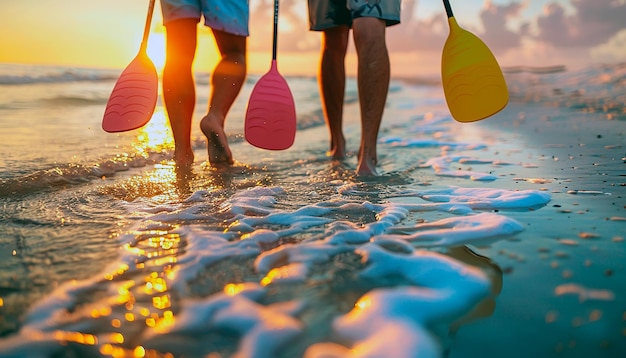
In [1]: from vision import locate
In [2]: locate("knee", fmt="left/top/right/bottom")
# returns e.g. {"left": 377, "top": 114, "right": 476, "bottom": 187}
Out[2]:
{"left": 220, "top": 43, "right": 247, "bottom": 69}
{"left": 164, "top": 42, "right": 195, "bottom": 71}
{"left": 352, "top": 18, "right": 387, "bottom": 47}
{"left": 222, "top": 52, "right": 247, "bottom": 78}
{"left": 225, "top": 51, "right": 246, "bottom": 66}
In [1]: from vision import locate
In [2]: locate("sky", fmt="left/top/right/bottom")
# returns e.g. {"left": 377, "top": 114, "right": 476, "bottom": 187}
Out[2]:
{"left": 1, "top": 0, "right": 625, "bottom": 77}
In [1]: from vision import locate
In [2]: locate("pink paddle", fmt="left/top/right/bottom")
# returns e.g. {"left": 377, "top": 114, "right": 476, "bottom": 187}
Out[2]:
{"left": 102, "top": 0, "right": 157, "bottom": 133}
{"left": 245, "top": 0, "right": 296, "bottom": 150}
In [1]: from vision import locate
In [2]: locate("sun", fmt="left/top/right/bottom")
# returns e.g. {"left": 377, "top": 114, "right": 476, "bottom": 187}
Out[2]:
{"left": 147, "top": 31, "right": 166, "bottom": 71}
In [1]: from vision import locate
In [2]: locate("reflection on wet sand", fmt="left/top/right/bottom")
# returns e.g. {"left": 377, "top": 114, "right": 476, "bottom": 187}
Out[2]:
{"left": 447, "top": 246, "right": 503, "bottom": 334}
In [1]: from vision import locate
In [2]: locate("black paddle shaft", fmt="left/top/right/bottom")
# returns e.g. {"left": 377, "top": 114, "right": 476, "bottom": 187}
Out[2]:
{"left": 272, "top": 0, "right": 279, "bottom": 60}
{"left": 443, "top": 0, "right": 454, "bottom": 18}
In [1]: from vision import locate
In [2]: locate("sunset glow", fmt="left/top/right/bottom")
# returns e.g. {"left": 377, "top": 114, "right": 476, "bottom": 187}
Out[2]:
{"left": 147, "top": 32, "right": 167, "bottom": 71}
{"left": 1, "top": 1, "right": 624, "bottom": 76}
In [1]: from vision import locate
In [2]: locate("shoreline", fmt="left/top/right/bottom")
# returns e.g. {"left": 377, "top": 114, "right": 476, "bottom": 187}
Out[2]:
{"left": 1, "top": 63, "right": 625, "bottom": 357}
{"left": 445, "top": 79, "right": 626, "bottom": 356}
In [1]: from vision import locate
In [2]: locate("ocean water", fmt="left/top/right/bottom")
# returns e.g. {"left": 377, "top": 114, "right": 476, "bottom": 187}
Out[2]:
{"left": 0, "top": 61, "right": 625, "bottom": 358}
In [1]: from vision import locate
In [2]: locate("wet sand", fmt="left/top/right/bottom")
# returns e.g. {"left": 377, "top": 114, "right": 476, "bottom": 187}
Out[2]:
{"left": 1, "top": 64, "right": 624, "bottom": 357}
{"left": 445, "top": 76, "right": 626, "bottom": 357}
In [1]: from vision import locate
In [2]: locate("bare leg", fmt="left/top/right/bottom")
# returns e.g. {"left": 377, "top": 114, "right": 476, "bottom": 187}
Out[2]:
{"left": 163, "top": 19, "right": 198, "bottom": 167}
{"left": 352, "top": 17, "right": 389, "bottom": 176}
{"left": 319, "top": 26, "right": 349, "bottom": 159}
{"left": 199, "top": 29, "right": 247, "bottom": 167}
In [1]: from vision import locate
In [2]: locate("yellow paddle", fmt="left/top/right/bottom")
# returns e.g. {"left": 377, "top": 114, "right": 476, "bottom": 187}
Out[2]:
{"left": 441, "top": 0, "right": 508, "bottom": 123}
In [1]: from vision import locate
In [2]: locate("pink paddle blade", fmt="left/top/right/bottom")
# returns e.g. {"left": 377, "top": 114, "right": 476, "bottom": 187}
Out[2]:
{"left": 102, "top": 53, "right": 158, "bottom": 133}
{"left": 245, "top": 60, "right": 296, "bottom": 150}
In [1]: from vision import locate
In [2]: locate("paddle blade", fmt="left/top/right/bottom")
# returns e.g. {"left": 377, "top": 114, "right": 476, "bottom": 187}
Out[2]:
{"left": 102, "top": 53, "right": 158, "bottom": 132}
{"left": 442, "top": 18, "right": 508, "bottom": 123}
{"left": 245, "top": 60, "right": 296, "bottom": 150}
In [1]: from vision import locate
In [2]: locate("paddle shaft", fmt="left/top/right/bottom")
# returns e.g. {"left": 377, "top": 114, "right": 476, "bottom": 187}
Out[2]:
{"left": 443, "top": 0, "right": 454, "bottom": 18}
{"left": 272, "top": 0, "right": 279, "bottom": 60}
{"left": 140, "top": 0, "right": 156, "bottom": 53}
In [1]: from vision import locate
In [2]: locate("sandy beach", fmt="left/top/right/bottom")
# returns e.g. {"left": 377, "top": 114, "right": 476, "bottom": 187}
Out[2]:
{"left": 0, "top": 63, "right": 625, "bottom": 357}
{"left": 446, "top": 67, "right": 626, "bottom": 357}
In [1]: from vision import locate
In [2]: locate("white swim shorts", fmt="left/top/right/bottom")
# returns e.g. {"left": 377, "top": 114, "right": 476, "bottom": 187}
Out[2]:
{"left": 160, "top": 0, "right": 249, "bottom": 36}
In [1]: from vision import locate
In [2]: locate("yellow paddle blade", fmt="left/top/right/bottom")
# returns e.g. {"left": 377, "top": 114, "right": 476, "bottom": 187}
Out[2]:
{"left": 442, "top": 17, "right": 508, "bottom": 123}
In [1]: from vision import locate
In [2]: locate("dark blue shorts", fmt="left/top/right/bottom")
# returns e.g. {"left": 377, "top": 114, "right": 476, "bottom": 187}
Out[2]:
{"left": 308, "top": 0, "right": 401, "bottom": 31}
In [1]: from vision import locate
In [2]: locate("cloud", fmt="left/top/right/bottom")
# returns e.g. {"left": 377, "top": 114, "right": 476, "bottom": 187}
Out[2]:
{"left": 248, "top": 0, "right": 319, "bottom": 53}
{"left": 389, "top": 0, "right": 530, "bottom": 55}
{"left": 243, "top": 0, "right": 626, "bottom": 75}
{"left": 590, "top": 28, "right": 626, "bottom": 62}
{"left": 478, "top": 1, "right": 528, "bottom": 53}
{"left": 536, "top": 0, "right": 626, "bottom": 47}
{"left": 387, "top": 0, "right": 448, "bottom": 53}
{"left": 248, "top": 0, "right": 450, "bottom": 54}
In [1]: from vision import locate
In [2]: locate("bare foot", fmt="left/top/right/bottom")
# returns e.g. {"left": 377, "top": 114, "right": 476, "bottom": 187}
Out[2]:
{"left": 200, "top": 115, "right": 233, "bottom": 168}
{"left": 356, "top": 160, "right": 378, "bottom": 176}
{"left": 356, "top": 149, "right": 378, "bottom": 176}
{"left": 173, "top": 148, "right": 194, "bottom": 167}
{"left": 327, "top": 136, "right": 346, "bottom": 160}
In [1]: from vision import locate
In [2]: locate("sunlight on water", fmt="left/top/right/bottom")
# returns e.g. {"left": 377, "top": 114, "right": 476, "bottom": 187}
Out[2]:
{"left": 133, "top": 110, "right": 174, "bottom": 156}
{"left": 148, "top": 164, "right": 177, "bottom": 183}
{"left": 53, "top": 331, "right": 97, "bottom": 346}
{"left": 2, "top": 63, "right": 625, "bottom": 357}
{"left": 355, "top": 294, "right": 372, "bottom": 311}
{"left": 224, "top": 283, "right": 250, "bottom": 296}
{"left": 99, "top": 162, "right": 196, "bottom": 203}
{"left": 82, "top": 224, "right": 184, "bottom": 357}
